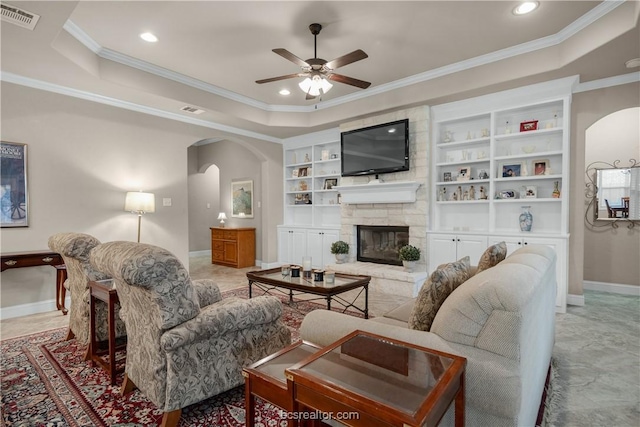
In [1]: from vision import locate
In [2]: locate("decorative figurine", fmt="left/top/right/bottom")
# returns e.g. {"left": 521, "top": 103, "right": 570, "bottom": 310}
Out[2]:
{"left": 479, "top": 186, "right": 488, "bottom": 200}
{"left": 438, "top": 187, "right": 447, "bottom": 201}
{"left": 463, "top": 190, "right": 469, "bottom": 201}
{"left": 469, "top": 185, "right": 476, "bottom": 200}
{"left": 304, "top": 153, "right": 311, "bottom": 162}
{"left": 456, "top": 186, "right": 463, "bottom": 200}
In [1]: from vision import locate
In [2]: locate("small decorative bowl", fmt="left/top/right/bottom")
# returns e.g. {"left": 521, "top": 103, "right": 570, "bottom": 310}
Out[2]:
{"left": 521, "top": 145, "right": 536, "bottom": 154}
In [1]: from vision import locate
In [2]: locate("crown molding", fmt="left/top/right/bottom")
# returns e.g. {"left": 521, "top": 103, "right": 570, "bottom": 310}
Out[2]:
{"left": 61, "top": 0, "right": 623, "bottom": 114}
{"left": 574, "top": 72, "right": 640, "bottom": 93}
{"left": 0, "top": 72, "right": 283, "bottom": 144}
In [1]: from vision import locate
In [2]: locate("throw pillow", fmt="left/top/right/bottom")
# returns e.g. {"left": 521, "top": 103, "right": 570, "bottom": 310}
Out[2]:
{"left": 408, "top": 256, "right": 471, "bottom": 331}
{"left": 476, "top": 241, "right": 507, "bottom": 275}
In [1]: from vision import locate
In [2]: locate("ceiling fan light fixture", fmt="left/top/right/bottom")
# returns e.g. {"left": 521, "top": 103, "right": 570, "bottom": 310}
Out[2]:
{"left": 298, "top": 75, "right": 332, "bottom": 96}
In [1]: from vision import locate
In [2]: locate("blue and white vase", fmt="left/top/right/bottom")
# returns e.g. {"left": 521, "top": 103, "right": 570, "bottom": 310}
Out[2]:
{"left": 519, "top": 206, "right": 533, "bottom": 232}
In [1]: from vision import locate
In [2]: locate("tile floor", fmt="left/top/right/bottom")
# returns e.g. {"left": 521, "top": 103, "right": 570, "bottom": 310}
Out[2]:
{"left": 1, "top": 257, "right": 638, "bottom": 426}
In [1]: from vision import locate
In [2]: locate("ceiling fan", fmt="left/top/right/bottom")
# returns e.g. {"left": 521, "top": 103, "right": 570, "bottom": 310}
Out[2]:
{"left": 256, "top": 23, "right": 371, "bottom": 100}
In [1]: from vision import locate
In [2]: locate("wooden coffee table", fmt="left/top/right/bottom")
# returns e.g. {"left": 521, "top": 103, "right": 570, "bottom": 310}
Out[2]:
{"left": 285, "top": 330, "right": 467, "bottom": 427}
{"left": 243, "top": 340, "right": 321, "bottom": 427}
{"left": 247, "top": 268, "right": 371, "bottom": 318}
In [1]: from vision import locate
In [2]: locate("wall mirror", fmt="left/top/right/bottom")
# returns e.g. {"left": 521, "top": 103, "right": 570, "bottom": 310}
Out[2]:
{"left": 585, "top": 160, "right": 639, "bottom": 228}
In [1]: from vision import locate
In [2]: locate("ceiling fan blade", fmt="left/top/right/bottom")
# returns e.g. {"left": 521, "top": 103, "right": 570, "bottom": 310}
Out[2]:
{"left": 324, "top": 49, "right": 368, "bottom": 70}
{"left": 305, "top": 91, "right": 317, "bottom": 100}
{"left": 272, "top": 48, "right": 310, "bottom": 68}
{"left": 327, "top": 73, "right": 371, "bottom": 89}
{"left": 255, "top": 73, "right": 306, "bottom": 84}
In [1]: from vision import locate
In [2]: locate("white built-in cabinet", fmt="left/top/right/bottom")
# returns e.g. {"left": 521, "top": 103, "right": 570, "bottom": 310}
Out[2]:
{"left": 279, "top": 130, "right": 343, "bottom": 268}
{"left": 427, "top": 234, "right": 488, "bottom": 270}
{"left": 429, "top": 76, "right": 577, "bottom": 313}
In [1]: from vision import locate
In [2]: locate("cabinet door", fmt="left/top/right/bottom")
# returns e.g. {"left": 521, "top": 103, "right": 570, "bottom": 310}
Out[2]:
{"left": 223, "top": 241, "right": 237, "bottom": 264}
{"left": 456, "top": 235, "right": 488, "bottom": 265}
{"left": 306, "top": 229, "right": 339, "bottom": 268}
{"left": 278, "top": 228, "right": 307, "bottom": 265}
{"left": 427, "top": 234, "right": 458, "bottom": 272}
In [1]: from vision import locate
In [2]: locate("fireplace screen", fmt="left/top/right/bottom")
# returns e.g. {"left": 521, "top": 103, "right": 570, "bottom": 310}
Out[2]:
{"left": 357, "top": 225, "right": 409, "bottom": 266}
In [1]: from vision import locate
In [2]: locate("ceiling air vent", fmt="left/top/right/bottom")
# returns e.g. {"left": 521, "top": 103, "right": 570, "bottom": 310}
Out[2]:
{"left": 1, "top": 3, "right": 40, "bottom": 30}
{"left": 180, "top": 106, "right": 205, "bottom": 115}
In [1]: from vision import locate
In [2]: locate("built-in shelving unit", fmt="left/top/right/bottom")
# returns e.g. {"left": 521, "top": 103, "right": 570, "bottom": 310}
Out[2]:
{"left": 280, "top": 129, "right": 342, "bottom": 267}
{"left": 429, "top": 76, "right": 579, "bottom": 313}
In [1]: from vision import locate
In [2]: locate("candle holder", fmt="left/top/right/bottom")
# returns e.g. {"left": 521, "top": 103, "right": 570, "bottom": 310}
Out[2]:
{"left": 302, "top": 256, "right": 312, "bottom": 278}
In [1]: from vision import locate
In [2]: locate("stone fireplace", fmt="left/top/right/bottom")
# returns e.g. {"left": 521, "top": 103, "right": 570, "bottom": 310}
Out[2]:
{"left": 357, "top": 225, "right": 409, "bottom": 266}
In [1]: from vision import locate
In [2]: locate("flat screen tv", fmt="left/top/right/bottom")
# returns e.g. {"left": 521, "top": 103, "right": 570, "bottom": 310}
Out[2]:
{"left": 341, "top": 119, "right": 409, "bottom": 177}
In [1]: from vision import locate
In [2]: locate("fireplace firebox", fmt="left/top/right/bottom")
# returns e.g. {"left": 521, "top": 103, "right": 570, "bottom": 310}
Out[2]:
{"left": 357, "top": 225, "right": 409, "bottom": 266}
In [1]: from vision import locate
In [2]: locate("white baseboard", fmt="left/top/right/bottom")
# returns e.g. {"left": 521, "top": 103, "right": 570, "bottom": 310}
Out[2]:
{"left": 1, "top": 296, "right": 71, "bottom": 320}
{"left": 567, "top": 294, "right": 585, "bottom": 306}
{"left": 260, "top": 261, "right": 279, "bottom": 269}
{"left": 189, "top": 250, "right": 211, "bottom": 257}
{"left": 584, "top": 280, "right": 640, "bottom": 296}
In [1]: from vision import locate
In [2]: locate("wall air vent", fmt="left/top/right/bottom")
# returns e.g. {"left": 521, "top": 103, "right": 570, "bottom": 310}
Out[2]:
{"left": 180, "top": 106, "right": 205, "bottom": 115}
{"left": 1, "top": 3, "right": 40, "bottom": 30}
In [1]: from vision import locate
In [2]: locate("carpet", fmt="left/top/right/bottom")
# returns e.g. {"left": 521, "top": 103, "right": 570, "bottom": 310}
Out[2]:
{"left": 0, "top": 288, "right": 361, "bottom": 427}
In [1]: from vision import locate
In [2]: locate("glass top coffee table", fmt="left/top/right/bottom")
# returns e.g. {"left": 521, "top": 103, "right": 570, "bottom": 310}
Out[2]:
{"left": 285, "top": 330, "right": 467, "bottom": 427}
{"left": 247, "top": 268, "right": 371, "bottom": 318}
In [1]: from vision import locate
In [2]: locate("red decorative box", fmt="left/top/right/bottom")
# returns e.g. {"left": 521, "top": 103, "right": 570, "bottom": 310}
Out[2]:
{"left": 520, "top": 120, "right": 538, "bottom": 132}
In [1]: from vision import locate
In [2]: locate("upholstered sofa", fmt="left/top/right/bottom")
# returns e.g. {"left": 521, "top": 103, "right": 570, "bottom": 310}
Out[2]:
{"left": 300, "top": 245, "right": 557, "bottom": 427}
{"left": 90, "top": 241, "right": 291, "bottom": 427}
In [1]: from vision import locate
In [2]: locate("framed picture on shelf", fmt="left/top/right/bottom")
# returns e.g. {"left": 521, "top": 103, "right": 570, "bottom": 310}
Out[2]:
{"left": 443, "top": 172, "right": 452, "bottom": 182}
{"left": 520, "top": 120, "right": 538, "bottom": 132}
{"left": 457, "top": 166, "right": 471, "bottom": 181}
{"left": 498, "top": 189, "right": 519, "bottom": 199}
{"left": 323, "top": 178, "right": 338, "bottom": 190}
{"left": 297, "top": 167, "right": 309, "bottom": 177}
{"left": 478, "top": 169, "right": 489, "bottom": 180}
{"left": 524, "top": 185, "right": 537, "bottom": 198}
{"left": 501, "top": 163, "right": 522, "bottom": 178}
{"left": 231, "top": 180, "right": 254, "bottom": 218}
{"left": 533, "top": 159, "right": 549, "bottom": 176}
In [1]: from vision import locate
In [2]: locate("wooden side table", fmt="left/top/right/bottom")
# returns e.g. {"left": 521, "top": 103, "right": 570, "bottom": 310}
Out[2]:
{"left": 243, "top": 340, "right": 321, "bottom": 427}
{"left": 210, "top": 227, "right": 256, "bottom": 268}
{"left": 88, "top": 279, "right": 126, "bottom": 385}
{"left": 286, "top": 330, "right": 467, "bottom": 427}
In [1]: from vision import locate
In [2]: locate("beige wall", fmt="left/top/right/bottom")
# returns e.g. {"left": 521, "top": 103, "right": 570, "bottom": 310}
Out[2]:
{"left": 0, "top": 82, "right": 282, "bottom": 312}
{"left": 583, "top": 107, "right": 640, "bottom": 285}
{"left": 187, "top": 146, "right": 221, "bottom": 252}
{"left": 569, "top": 82, "right": 640, "bottom": 294}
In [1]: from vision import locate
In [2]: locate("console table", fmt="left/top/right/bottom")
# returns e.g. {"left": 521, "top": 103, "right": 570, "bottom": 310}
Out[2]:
{"left": 1, "top": 250, "right": 68, "bottom": 314}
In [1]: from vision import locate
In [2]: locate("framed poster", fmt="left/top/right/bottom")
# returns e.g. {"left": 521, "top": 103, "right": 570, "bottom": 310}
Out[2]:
{"left": 1, "top": 141, "right": 28, "bottom": 227}
{"left": 231, "top": 180, "right": 253, "bottom": 218}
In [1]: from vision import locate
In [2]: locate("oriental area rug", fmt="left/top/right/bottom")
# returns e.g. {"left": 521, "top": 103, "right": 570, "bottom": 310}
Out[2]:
{"left": 1, "top": 288, "right": 558, "bottom": 426}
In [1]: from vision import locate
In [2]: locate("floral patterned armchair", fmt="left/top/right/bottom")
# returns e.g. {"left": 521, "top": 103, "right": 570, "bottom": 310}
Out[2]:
{"left": 47, "top": 232, "right": 127, "bottom": 347}
{"left": 89, "top": 241, "right": 291, "bottom": 427}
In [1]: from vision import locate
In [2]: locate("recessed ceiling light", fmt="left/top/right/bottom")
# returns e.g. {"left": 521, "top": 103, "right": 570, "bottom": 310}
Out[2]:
{"left": 140, "top": 32, "right": 158, "bottom": 43}
{"left": 513, "top": 1, "right": 539, "bottom": 15}
{"left": 625, "top": 58, "right": 640, "bottom": 68}
{"left": 279, "top": 89, "right": 291, "bottom": 96}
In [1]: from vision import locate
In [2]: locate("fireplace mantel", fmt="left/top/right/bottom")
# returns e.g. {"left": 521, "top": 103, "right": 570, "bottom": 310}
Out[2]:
{"left": 335, "top": 181, "right": 421, "bottom": 204}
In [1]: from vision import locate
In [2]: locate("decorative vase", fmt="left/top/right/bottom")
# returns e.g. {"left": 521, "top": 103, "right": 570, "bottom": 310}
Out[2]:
{"left": 402, "top": 260, "right": 416, "bottom": 272}
{"left": 335, "top": 254, "right": 347, "bottom": 264}
{"left": 519, "top": 206, "right": 533, "bottom": 232}
{"left": 552, "top": 181, "right": 561, "bottom": 198}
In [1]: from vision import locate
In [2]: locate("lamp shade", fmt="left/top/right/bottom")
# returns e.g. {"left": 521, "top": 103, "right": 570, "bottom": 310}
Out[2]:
{"left": 217, "top": 212, "right": 227, "bottom": 220}
{"left": 125, "top": 191, "right": 155, "bottom": 213}
{"left": 298, "top": 75, "right": 332, "bottom": 96}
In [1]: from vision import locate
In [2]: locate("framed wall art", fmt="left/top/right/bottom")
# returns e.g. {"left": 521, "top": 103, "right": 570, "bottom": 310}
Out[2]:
{"left": 1, "top": 141, "right": 28, "bottom": 227}
{"left": 231, "top": 180, "right": 254, "bottom": 218}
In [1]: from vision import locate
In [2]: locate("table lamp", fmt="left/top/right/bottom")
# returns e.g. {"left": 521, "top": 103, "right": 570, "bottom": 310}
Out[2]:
{"left": 217, "top": 212, "right": 227, "bottom": 227}
{"left": 124, "top": 191, "right": 155, "bottom": 242}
